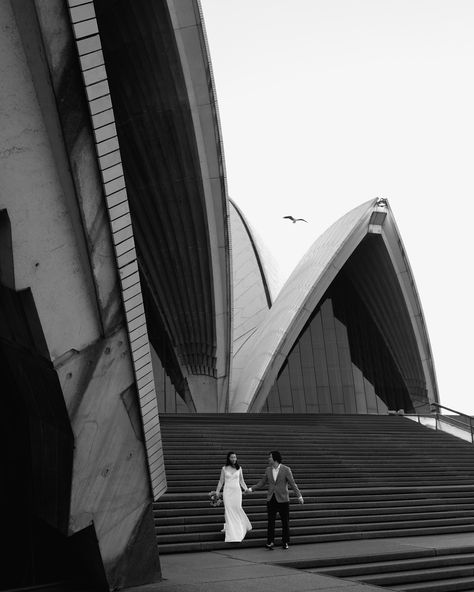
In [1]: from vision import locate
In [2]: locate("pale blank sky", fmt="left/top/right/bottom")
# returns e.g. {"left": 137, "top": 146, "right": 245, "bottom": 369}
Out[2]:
{"left": 200, "top": 0, "right": 474, "bottom": 414}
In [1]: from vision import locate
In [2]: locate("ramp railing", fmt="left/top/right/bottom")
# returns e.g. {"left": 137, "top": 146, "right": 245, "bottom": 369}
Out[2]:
{"left": 405, "top": 402, "right": 474, "bottom": 444}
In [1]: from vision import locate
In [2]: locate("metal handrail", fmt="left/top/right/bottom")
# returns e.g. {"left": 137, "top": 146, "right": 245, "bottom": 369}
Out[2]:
{"left": 429, "top": 402, "right": 474, "bottom": 443}
{"left": 430, "top": 402, "right": 474, "bottom": 422}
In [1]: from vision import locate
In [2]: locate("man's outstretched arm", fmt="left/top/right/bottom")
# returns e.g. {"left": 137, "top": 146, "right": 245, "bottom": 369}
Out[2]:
{"left": 248, "top": 471, "right": 268, "bottom": 492}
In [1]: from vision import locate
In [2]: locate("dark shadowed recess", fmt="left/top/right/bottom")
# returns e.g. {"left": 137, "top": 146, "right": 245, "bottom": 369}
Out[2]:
{"left": 0, "top": 284, "right": 77, "bottom": 589}
{"left": 94, "top": 0, "right": 218, "bottom": 382}
{"left": 264, "top": 235, "right": 428, "bottom": 414}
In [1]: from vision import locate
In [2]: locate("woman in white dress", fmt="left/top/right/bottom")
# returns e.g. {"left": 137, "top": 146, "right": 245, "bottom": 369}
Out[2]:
{"left": 215, "top": 451, "right": 252, "bottom": 542}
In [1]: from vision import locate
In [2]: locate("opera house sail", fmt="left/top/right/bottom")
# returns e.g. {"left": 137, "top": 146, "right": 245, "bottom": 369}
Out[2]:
{"left": 230, "top": 199, "right": 438, "bottom": 415}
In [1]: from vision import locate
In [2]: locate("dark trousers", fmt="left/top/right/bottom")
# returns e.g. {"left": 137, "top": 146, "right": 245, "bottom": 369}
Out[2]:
{"left": 267, "top": 494, "right": 290, "bottom": 544}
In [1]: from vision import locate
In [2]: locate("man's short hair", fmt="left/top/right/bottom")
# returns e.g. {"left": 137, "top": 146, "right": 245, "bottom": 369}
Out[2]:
{"left": 271, "top": 450, "right": 282, "bottom": 463}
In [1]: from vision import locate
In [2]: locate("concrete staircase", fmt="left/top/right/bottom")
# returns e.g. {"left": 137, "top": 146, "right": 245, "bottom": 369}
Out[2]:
{"left": 289, "top": 546, "right": 474, "bottom": 591}
{"left": 154, "top": 414, "right": 474, "bottom": 553}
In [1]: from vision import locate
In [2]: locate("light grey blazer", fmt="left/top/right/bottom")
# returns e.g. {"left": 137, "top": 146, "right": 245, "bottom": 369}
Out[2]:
{"left": 252, "top": 464, "right": 302, "bottom": 503}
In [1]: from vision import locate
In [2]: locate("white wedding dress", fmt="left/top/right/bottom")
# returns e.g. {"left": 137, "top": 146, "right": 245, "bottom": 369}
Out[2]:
{"left": 217, "top": 467, "right": 252, "bottom": 542}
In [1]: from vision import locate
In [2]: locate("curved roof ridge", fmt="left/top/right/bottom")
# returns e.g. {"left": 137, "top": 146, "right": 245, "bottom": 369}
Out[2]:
{"left": 229, "top": 198, "right": 277, "bottom": 307}
{"left": 281, "top": 199, "right": 375, "bottom": 292}
{"left": 376, "top": 200, "right": 439, "bottom": 409}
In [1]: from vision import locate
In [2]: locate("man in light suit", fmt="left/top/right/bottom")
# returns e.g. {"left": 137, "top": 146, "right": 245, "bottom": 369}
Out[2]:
{"left": 248, "top": 450, "right": 304, "bottom": 549}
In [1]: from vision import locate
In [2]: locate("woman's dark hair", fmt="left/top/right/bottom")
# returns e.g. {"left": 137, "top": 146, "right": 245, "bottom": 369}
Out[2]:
{"left": 225, "top": 451, "right": 240, "bottom": 470}
{"left": 270, "top": 450, "right": 282, "bottom": 464}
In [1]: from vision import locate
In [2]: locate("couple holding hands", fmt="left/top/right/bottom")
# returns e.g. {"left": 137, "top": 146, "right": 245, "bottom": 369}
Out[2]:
{"left": 212, "top": 450, "right": 304, "bottom": 549}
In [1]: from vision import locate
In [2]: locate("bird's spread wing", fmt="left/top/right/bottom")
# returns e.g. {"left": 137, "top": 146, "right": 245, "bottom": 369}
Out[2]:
{"left": 284, "top": 216, "right": 308, "bottom": 223}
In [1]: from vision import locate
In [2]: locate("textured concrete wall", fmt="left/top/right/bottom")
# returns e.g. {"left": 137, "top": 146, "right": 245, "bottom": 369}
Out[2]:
{"left": 1, "top": 1, "right": 161, "bottom": 587}
{"left": 0, "top": 1, "right": 101, "bottom": 359}
{"left": 56, "top": 328, "right": 159, "bottom": 585}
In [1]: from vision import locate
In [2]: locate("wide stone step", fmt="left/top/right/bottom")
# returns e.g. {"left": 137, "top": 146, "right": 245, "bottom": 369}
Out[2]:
{"left": 360, "top": 564, "right": 474, "bottom": 586}
{"left": 164, "top": 443, "right": 453, "bottom": 448}
{"left": 311, "top": 554, "right": 474, "bottom": 576}
{"left": 156, "top": 518, "right": 474, "bottom": 545}
{"left": 162, "top": 461, "right": 474, "bottom": 470}
{"left": 155, "top": 504, "right": 474, "bottom": 523}
{"left": 157, "top": 486, "right": 474, "bottom": 498}
{"left": 391, "top": 575, "right": 474, "bottom": 592}
{"left": 157, "top": 523, "right": 474, "bottom": 553}
{"left": 164, "top": 474, "right": 474, "bottom": 484}
{"left": 163, "top": 471, "right": 474, "bottom": 480}
{"left": 165, "top": 481, "right": 474, "bottom": 493}
{"left": 154, "top": 504, "right": 474, "bottom": 520}
{"left": 160, "top": 427, "right": 467, "bottom": 433}
{"left": 155, "top": 511, "right": 474, "bottom": 535}
{"left": 294, "top": 548, "right": 474, "bottom": 592}
{"left": 163, "top": 469, "right": 474, "bottom": 479}
{"left": 155, "top": 488, "right": 474, "bottom": 507}
{"left": 161, "top": 454, "right": 473, "bottom": 460}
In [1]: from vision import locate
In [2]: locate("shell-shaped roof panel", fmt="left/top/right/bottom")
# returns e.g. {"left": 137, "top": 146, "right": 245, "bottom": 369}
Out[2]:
{"left": 95, "top": 0, "right": 232, "bottom": 411}
{"left": 229, "top": 200, "right": 278, "bottom": 394}
{"left": 230, "top": 198, "right": 439, "bottom": 413}
{"left": 230, "top": 199, "right": 375, "bottom": 411}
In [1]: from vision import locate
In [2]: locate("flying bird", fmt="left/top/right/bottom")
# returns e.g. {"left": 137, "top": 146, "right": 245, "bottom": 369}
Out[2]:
{"left": 283, "top": 216, "right": 308, "bottom": 224}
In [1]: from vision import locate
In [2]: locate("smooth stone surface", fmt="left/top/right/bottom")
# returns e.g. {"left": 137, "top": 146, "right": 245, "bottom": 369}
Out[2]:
{"left": 125, "top": 533, "right": 474, "bottom": 592}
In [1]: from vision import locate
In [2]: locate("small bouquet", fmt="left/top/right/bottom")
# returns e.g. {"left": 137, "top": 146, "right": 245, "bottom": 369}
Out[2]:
{"left": 209, "top": 490, "right": 223, "bottom": 507}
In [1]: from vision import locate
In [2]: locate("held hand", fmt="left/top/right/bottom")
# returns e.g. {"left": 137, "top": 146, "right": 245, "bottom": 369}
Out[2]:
{"left": 298, "top": 496, "right": 304, "bottom": 505}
